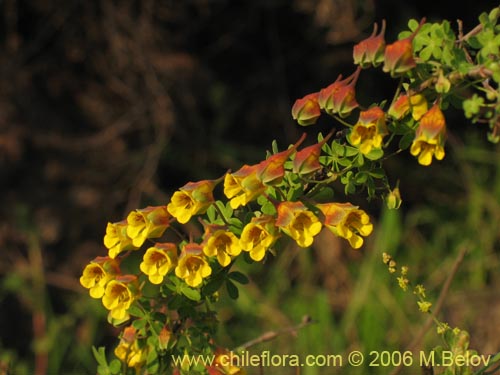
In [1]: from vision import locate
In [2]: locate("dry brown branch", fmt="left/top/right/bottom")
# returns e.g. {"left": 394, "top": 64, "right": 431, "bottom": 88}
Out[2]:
{"left": 236, "top": 315, "right": 314, "bottom": 351}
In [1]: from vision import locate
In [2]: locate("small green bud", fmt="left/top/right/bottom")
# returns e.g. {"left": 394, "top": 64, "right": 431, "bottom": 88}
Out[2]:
{"left": 435, "top": 71, "right": 451, "bottom": 94}
{"left": 386, "top": 187, "right": 402, "bottom": 209}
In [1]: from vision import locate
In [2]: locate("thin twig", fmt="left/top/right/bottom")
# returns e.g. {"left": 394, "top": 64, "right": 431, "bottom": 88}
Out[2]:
{"left": 236, "top": 316, "right": 314, "bottom": 351}
{"left": 389, "top": 246, "right": 468, "bottom": 375}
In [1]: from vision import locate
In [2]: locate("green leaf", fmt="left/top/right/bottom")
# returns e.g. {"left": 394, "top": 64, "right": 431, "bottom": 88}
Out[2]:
{"left": 309, "top": 186, "right": 334, "bottom": 201}
{"left": 260, "top": 199, "right": 277, "bottom": 215}
{"left": 487, "top": 131, "right": 500, "bottom": 143}
{"left": 419, "top": 45, "right": 433, "bottom": 61}
{"left": 345, "top": 183, "right": 356, "bottom": 195}
{"left": 226, "top": 281, "right": 239, "bottom": 299}
{"left": 228, "top": 271, "right": 249, "bottom": 284}
{"left": 92, "top": 346, "right": 108, "bottom": 368}
{"left": 399, "top": 133, "right": 415, "bottom": 150}
{"left": 271, "top": 139, "right": 279, "bottom": 154}
{"left": 479, "top": 11, "right": 490, "bottom": 25}
{"left": 466, "top": 35, "right": 482, "bottom": 49}
{"left": 109, "top": 360, "right": 121, "bottom": 375}
{"left": 96, "top": 365, "right": 110, "bottom": 375}
{"left": 202, "top": 272, "right": 226, "bottom": 295}
{"left": 344, "top": 145, "right": 359, "bottom": 157}
{"left": 408, "top": 19, "right": 420, "bottom": 31}
{"left": 355, "top": 172, "right": 368, "bottom": 184}
{"left": 463, "top": 94, "right": 484, "bottom": 118}
{"left": 127, "top": 304, "right": 145, "bottom": 318}
{"left": 369, "top": 168, "right": 385, "bottom": 179}
{"left": 364, "top": 148, "right": 384, "bottom": 161}
{"left": 180, "top": 286, "right": 201, "bottom": 301}
{"left": 206, "top": 205, "right": 216, "bottom": 222}
{"left": 146, "top": 348, "right": 159, "bottom": 373}
{"left": 132, "top": 318, "right": 147, "bottom": 331}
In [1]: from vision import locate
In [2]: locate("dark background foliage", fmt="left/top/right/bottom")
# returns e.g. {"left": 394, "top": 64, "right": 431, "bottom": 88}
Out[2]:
{"left": 0, "top": 0, "right": 495, "bottom": 373}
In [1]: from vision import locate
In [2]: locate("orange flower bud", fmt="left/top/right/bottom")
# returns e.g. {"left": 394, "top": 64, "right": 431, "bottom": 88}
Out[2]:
{"left": 353, "top": 21, "right": 386, "bottom": 68}
{"left": 158, "top": 326, "right": 171, "bottom": 350}
{"left": 318, "top": 67, "right": 360, "bottom": 117}
{"left": 257, "top": 133, "right": 306, "bottom": 185}
{"left": 291, "top": 92, "right": 321, "bottom": 126}
{"left": 293, "top": 132, "right": 333, "bottom": 175}
{"left": 383, "top": 19, "right": 425, "bottom": 76}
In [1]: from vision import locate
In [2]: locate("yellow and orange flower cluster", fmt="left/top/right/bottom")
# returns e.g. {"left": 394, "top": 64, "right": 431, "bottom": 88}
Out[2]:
{"left": 389, "top": 95, "right": 447, "bottom": 166}
{"left": 80, "top": 133, "right": 376, "bottom": 371}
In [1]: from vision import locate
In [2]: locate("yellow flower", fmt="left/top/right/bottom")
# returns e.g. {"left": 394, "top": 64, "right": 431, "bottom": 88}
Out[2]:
{"left": 175, "top": 243, "right": 212, "bottom": 287}
{"left": 102, "top": 276, "right": 137, "bottom": 321}
{"left": 397, "top": 276, "right": 409, "bottom": 291}
{"left": 80, "top": 256, "right": 119, "bottom": 298}
{"left": 126, "top": 206, "right": 170, "bottom": 248}
{"left": 223, "top": 165, "right": 265, "bottom": 209}
{"left": 203, "top": 230, "right": 241, "bottom": 267}
{"left": 140, "top": 243, "right": 178, "bottom": 284}
{"left": 348, "top": 106, "right": 388, "bottom": 155}
{"left": 317, "top": 202, "right": 373, "bottom": 249}
{"left": 388, "top": 94, "right": 428, "bottom": 121}
{"left": 114, "top": 326, "right": 147, "bottom": 368}
{"left": 410, "top": 104, "right": 446, "bottom": 166}
{"left": 276, "top": 201, "right": 322, "bottom": 248}
{"left": 240, "top": 215, "right": 279, "bottom": 261}
{"left": 104, "top": 220, "right": 137, "bottom": 259}
{"left": 417, "top": 301, "right": 432, "bottom": 313}
{"left": 167, "top": 180, "right": 217, "bottom": 224}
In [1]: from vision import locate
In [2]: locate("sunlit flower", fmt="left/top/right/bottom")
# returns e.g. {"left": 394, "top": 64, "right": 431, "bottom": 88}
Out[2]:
{"left": 167, "top": 180, "right": 217, "bottom": 224}
{"left": 257, "top": 134, "right": 305, "bottom": 185}
{"left": 224, "top": 165, "right": 266, "bottom": 209}
{"left": 317, "top": 202, "right": 373, "bottom": 249}
{"left": 292, "top": 133, "right": 333, "bottom": 175}
{"left": 114, "top": 326, "right": 147, "bottom": 369}
{"left": 175, "top": 243, "right": 212, "bottom": 287}
{"left": 276, "top": 201, "right": 322, "bottom": 248}
{"left": 388, "top": 94, "right": 428, "bottom": 121}
{"left": 318, "top": 67, "right": 360, "bottom": 117}
{"left": 291, "top": 92, "right": 321, "bottom": 126}
{"left": 240, "top": 215, "right": 279, "bottom": 261}
{"left": 102, "top": 275, "right": 137, "bottom": 321}
{"left": 348, "top": 106, "right": 388, "bottom": 155}
{"left": 80, "top": 256, "right": 119, "bottom": 298}
{"left": 203, "top": 230, "right": 241, "bottom": 267}
{"left": 140, "top": 243, "right": 178, "bottom": 284}
{"left": 383, "top": 19, "right": 424, "bottom": 76}
{"left": 104, "top": 220, "right": 137, "bottom": 259}
{"left": 126, "top": 206, "right": 170, "bottom": 248}
{"left": 410, "top": 104, "right": 446, "bottom": 166}
{"left": 353, "top": 20, "right": 386, "bottom": 68}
